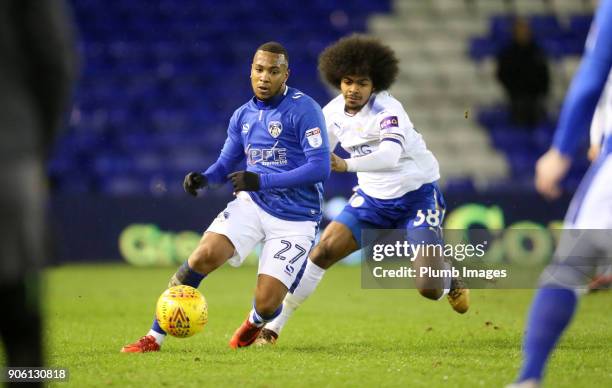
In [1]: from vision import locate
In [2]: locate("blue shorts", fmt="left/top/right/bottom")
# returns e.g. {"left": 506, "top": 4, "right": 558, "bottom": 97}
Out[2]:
{"left": 334, "top": 182, "right": 446, "bottom": 247}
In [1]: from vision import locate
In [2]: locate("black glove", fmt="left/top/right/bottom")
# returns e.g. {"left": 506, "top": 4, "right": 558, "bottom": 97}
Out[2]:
{"left": 183, "top": 172, "right": 207, "bottom": 196}
{"left": 227, "top": 171, "right": 260, "bottom": 192}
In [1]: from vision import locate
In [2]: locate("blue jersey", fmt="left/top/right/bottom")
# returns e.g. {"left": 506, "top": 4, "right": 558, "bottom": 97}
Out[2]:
{"left": 553, "top": 0, "right": 612, "bottom": 156}
{"left": 205, "top": 86, "right": 330, "bottom": 222}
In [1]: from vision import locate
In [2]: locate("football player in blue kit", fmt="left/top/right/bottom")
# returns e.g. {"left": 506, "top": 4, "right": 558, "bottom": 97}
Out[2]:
{"left": 121, "top": 42, "right": 331, "bottom": 352}
{"left": 510, "top": 0, "right": 612, "bottom": 386}
{"left": 257, "top": 34, "right": 470, "bottom": 345}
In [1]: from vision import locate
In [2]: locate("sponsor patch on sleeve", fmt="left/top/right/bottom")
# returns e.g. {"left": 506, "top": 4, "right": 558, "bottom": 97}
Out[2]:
{"left": 305, "top": 127, "right": 323, "bottom": 148}
{"left": 379, "top": 116, "right": 399, "bottom": 130}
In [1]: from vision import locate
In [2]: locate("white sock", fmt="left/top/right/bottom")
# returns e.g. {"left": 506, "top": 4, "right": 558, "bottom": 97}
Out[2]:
{"left": 147, "top": 329, "right": 166, "bottom": 345}
{"left": 248, "top": 308, "right": 266, "bottom": 328}
{"left": 437, "top": 261, "right": 452, "bottom": 300}
{"left": 264, "top": 293, "right": 300, "bottom": 334}
{"left": 265, "top": 259, "right": 326, "bottom": 334}
{"left": 438, "top": 287, "right": 450, "bottom": 299}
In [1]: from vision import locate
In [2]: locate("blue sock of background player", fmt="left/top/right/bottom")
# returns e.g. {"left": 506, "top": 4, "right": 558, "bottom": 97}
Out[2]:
{"left": 516, "top": 287, "right": 577, "bottom": 383}
{"left": 149, "top": 261, "right": 206, "bottom": 344}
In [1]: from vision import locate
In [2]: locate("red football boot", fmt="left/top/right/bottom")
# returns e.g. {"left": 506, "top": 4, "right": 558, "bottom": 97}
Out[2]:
{"left": 229, "top": 319, "right": 263, "bottom": 349}
{"left": 120, "top": 335, "right": 160, "bottom": 353}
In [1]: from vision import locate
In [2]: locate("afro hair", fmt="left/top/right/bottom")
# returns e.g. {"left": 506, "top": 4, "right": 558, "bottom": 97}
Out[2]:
{"left": 318, "top": 34, "right": 399, "bottom": 91}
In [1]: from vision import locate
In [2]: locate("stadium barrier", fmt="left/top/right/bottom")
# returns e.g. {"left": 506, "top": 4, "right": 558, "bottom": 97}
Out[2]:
{"left": 50, "top": 192, "right": 571, "bottom": 265}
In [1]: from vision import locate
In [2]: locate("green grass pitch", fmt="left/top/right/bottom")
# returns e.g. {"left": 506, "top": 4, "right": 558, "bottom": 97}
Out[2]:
{"left": 3, "top": 264, "right": 611, "bottom": 387}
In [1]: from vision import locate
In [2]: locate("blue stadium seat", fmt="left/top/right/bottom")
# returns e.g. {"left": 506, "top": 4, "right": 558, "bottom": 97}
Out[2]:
{"left": 471, "top": 12, "right": 593, "bottom": 60}
{"left": 469, "top": 37, "right": 501, "bottom": 61}
{"left": 49, "top": 0, "right": 392, "bottom": 195}
{"left": 568, "top": 14, "right": 593, "bottom": 39}
{"left": 528, "top": 15, "right": 563, "bottom": 40}
{"left": 490, "top": 14, "right": 514, "bottom": 42}
{"left": 99, "top": 174, "right": 150, "bottom": 196}
{"left": 477, "top": 106, "right": 511, "bottom": 128}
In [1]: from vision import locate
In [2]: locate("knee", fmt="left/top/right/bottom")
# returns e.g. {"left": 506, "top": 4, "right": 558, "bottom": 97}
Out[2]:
{"left": 418, "top": 288, "right": 443, "bottom": 300}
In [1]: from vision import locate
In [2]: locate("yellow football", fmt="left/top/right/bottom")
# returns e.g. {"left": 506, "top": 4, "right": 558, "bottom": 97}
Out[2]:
{"left": 155, "top": 285, "right": 208, "bottom": 338}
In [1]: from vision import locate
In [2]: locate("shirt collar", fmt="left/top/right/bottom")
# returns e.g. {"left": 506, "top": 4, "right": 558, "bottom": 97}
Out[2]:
{"left": 343, "top": 92, "right": 376, "bottom": 117}
{"left": 253, "top": 85, "right": 288, "bottom": 109}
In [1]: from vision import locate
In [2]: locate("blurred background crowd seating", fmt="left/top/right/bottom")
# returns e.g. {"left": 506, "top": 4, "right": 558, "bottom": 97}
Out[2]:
{"left": 50, "top": 0, "right": 595, "bottom": 199}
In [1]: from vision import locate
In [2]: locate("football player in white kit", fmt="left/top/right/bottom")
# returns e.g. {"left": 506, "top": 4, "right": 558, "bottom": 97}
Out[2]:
{"left": 256, "top": 34, "right": 469, "bottom": 345}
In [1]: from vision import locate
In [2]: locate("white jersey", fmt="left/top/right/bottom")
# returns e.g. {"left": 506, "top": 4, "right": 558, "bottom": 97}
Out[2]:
{"left": 323, "top": 91, "right": 439, "bottom": 199}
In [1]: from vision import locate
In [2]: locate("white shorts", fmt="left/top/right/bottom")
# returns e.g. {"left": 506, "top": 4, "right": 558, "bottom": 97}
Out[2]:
{"left": 565, "top": 154, "right": 612, "bottom": 229}
{"left": 207, "top": 192, "right": 317, "bottom": 289}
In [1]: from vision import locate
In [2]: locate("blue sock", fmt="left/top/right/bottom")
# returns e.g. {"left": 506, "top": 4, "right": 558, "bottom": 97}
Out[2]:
{"left": 518, "top": 287, "right": 578, "bottom": 382}
{"left": 151, "top": 317, "right": 166, "bottom": 335}
{"left": 249, "top": 303, "right": 283, "bottom": 327}
{"left": 261, "top": 304, "right": 283, "bottom": 321}
{"left": 150, "top": 261, "right": 207, "bottom": 335}
{"left": 173, "top": 261, "right": 206, "bottom": 288}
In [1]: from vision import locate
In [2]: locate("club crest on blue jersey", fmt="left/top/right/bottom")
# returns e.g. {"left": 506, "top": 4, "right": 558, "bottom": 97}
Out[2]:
{"left": 268, "top": 121, "right": 283, "bottom": 138}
